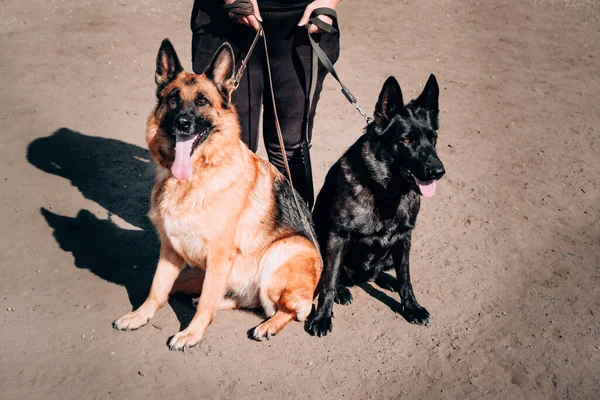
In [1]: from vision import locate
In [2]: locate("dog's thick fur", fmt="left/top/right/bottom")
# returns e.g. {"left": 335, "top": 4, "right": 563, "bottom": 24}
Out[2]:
{"left": 113, "top": 39, "right": 321, "bottom": 350}
{"left": 308, "top": 75, "right": 445, "bottom": 337}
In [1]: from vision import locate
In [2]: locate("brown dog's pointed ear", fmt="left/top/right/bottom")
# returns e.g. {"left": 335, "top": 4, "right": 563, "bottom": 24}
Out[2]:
{"left": 414, "top": 74, "right": 439, "bottom": 112}
{"left": 374, "top": 76, "right": 404, "bottom": 126}
{"left": 155, "top": 39, "right": 183, "bottom": 90}
{"left": 205, "top": 43, "right": 236, "bottom": 105}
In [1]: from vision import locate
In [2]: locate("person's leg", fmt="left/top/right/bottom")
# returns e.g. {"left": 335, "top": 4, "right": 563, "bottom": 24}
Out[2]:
{"left": 261, "top": 10, "right": 340, "bottom": 203}
{"left": 191, "top": 4, "right": 263, "bottom": 151}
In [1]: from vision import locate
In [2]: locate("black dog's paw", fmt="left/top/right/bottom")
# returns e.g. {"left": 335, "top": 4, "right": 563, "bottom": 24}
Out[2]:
{"left": 401, "top": 304, "right": 430, "bottom": 326}
{"left": 308, "top": 315, "right": 332, "bottom": 337}
{"left": 374, "top": 273, "right": 397, "bottom": 292}
{"left": 334, "top": 285, "right": 353, "bottom": 305}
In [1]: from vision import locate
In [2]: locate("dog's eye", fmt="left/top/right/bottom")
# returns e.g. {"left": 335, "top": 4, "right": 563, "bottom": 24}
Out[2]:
{"left": 168, "top": 93, "right": 179, "bottom": 105}
{"left": 196, "top": 97, "right": 207, "bottom": 106}
{"left": 403, "top": 138, "right": 410, "bottom": 144}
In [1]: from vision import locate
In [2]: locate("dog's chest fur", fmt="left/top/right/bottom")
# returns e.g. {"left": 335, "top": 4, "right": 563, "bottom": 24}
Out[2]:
{"left": 341, "top": 182, "right": 419, "bottom": 254}
{"left": 351, "top": 189, "right": 419, "bottom": 246}
{"left": 149, "top": 167, "right": 243, "bottom": 265}
{"left": 148, "top": 163, "right": 281, "bottom": 309}
{"left": 325, "top": 145, "right": 421, "bottom": 241}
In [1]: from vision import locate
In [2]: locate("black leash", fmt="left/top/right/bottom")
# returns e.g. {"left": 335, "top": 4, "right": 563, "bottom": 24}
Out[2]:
{"left": 300, "top": 8, "right": 372, "bottom": 207}
{"left": 304, "top": 8, "right": 373, "bottom": 124}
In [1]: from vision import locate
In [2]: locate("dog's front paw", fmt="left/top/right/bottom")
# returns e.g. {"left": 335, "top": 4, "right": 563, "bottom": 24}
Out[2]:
{"left": 308, "top": 315, "right": 332, "bottom": 337}
{"left": 401, "top": 304, "right": 430, "bottom": 326}
{"left": 112, "top": 311, "right": 151, "bottom": 331}
{"left": 334, "top": 285, "right": 353, "bottom": 305}
{"left": 168, "top": 328, "right": 203, "bottom": 351}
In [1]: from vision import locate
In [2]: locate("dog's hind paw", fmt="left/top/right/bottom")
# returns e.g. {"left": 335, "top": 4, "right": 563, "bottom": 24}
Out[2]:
{"left": 307, "top": 316, "right": 332, "bottom": 337}
{"left": 334, "top": 285, "right": 353, "bottom": 305}
{"left": 401, "top": 305, "right": 430, "bottom": 326}
{"left": 252, "top": 322, "right": 278, "bottom": 341}
{"left": 112, "top": 311, "right": 150, "bottom": 331}
{"left": 374, "top": 273, "right": 398, "bottom": 292}
{"left": 191, "top": 297, "right": 199, "bottom": 308}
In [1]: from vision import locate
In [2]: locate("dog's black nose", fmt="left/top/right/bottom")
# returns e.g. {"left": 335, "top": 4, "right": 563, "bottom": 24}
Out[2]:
{"left": 430, "top": 166, "right": 445, "bottom": 180}
{"left": 174, "top": 115, "right": 192, "bottom": 131}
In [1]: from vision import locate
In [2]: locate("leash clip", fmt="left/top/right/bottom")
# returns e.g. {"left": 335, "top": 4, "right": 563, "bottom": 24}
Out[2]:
{"left": 232, "top": 26, "right": 263, "bottom": 93}
{"left": 341, "top": 86, "right": 372, "bottom": 124}
{"left": 352, "top": 101, "right": 373, "bottom": 124}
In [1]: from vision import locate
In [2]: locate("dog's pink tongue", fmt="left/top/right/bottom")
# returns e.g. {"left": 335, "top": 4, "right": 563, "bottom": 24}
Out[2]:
{"left": 171, "top": 135, "right": 196, "bottom": 181}
{"left": 414, "top": 177, "right": 437, "bottom": 198}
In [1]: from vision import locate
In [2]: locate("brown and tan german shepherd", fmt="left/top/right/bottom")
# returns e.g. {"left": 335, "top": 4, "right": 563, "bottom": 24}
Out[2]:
{"left": 113, "top": 39, "right": 322, "bottom": 351}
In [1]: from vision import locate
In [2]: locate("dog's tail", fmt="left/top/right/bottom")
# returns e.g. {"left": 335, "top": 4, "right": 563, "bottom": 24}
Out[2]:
{"left": 170, "top": 268, "right": 204, "bottom": 295}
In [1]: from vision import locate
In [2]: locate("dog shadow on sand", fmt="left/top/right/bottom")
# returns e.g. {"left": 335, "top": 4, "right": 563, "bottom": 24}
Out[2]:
{"left": 27, "top": 128, "right": 196, "bottom": 329}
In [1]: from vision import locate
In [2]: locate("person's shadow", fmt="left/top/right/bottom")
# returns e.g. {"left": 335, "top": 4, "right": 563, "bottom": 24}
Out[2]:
{"left": 27, "top": 128, "right": 192, "bottom": 315}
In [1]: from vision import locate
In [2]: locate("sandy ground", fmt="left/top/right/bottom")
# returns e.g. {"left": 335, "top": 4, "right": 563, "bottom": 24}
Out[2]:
{"left": 1, "top": 0, "right": 599, "bottom": 398}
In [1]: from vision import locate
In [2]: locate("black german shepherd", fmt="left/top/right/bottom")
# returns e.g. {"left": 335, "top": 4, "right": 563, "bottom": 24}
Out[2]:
{"left": 308, "top": 74, "right": 445, "bottom": 337}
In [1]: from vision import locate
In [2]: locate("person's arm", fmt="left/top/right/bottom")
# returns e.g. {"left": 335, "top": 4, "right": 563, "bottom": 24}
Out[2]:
{"left": 224, "top": 0, "right": 262, "bottom": 31}
{"left": 298, "top": 0, "right": 342, "bottom": 34}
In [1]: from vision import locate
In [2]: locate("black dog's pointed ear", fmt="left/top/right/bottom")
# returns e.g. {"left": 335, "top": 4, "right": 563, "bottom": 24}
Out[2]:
{"left": 155, "top": 39, "right": 183, "bottom": 90}
{"left": 414, "top": 74, "right": 439, "bottom": 112}
{"left": 205, "top": 43, "right": 236, "bottom": 105}
{"left": 374, "top": 76, "right": 404, "bottom": 125}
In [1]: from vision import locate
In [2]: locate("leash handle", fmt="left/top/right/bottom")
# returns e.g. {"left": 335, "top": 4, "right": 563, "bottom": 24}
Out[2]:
{"left": 222, "top": 0, "right": 255, "bottom": 20}
{"left": 309, "top": 7, "right": 338, "bottom": 33}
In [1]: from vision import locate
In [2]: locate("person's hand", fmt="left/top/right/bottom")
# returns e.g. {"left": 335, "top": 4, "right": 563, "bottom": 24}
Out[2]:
{"left": 298, "top": 0, "right": 341, "bottom": 34}
{"left": 224, "top": 0, "right": 262, "bottom": 32}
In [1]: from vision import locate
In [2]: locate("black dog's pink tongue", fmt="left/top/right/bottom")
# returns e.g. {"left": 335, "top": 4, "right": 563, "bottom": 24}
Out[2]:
{"left": 171, "top": 135, "right": 197, "bottom": 181}
{"left": 414, "top": 176, "right": 437, "bottom": 198}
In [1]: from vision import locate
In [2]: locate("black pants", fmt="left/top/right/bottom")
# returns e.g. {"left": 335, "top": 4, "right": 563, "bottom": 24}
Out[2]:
{"left": 191, "top": 3, "right": 340, "bottom": 203}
